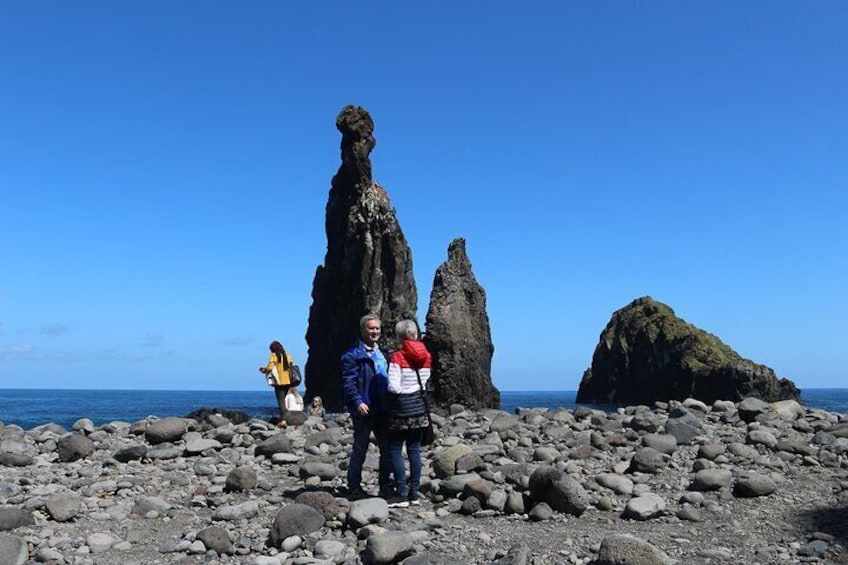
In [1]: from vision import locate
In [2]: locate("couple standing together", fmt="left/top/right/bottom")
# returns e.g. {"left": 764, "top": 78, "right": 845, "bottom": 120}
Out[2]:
{"left": 342, "top": 313, "right": 431, "bottom": 507}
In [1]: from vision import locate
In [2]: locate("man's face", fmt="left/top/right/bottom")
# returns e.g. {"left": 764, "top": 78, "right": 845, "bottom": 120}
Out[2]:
{"left": 362, "top": 320, "right": 381, "bottom": 346}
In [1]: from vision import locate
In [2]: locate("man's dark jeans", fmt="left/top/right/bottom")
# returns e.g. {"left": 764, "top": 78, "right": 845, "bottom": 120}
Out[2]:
{"left": 347, "top": 413, "right": 392, "bottom": 494}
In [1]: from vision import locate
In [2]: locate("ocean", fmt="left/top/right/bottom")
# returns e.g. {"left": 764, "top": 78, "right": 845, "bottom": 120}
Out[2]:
{"left": 1, "top": 388, "right": 846, "bottom": 430}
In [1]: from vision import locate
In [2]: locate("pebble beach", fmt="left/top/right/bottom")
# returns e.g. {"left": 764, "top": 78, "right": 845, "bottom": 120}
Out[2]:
{"left": 1, "top": 397, "right": 846, "bottom": 564}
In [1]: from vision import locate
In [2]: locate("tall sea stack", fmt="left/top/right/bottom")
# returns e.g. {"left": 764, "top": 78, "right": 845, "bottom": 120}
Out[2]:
{"left": 425, "top": 238, "right": 499, "bottom": 410}
{"left": 576, "top": 296, "right": 801, "bottom": 405}
{"left": 304, "top": 105, "right": 418, "bottom": 412}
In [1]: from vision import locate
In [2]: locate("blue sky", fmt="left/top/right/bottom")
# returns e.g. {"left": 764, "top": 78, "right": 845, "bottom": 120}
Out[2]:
{"left": 1, "top": 2, "right": 845, "bottom": 392}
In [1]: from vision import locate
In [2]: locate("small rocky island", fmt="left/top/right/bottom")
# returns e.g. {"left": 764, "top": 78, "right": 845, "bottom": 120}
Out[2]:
{"left": 1, "top": 396, "right": 846, "bottom": 564}
{"left": 577, "top": 297, "right": 801, "bottom": 405}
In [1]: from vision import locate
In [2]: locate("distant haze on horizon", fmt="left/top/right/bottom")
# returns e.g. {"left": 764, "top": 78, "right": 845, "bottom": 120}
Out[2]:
{"left": 1, "top": 3, "right": 846, "bottom": 392}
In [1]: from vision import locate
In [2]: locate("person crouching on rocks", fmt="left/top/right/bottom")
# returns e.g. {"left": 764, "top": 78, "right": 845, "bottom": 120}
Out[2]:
{"left": 259, "top": 341, "right": 293, "bottom": 420}
{"left": 386, "top": 319, "right": 431, "bottom": 507}
{"left": 341, "top": 314, "right": 393, "bottom": 500}
{"left": 310, "top": 396, "right": 326, "bottom": 419}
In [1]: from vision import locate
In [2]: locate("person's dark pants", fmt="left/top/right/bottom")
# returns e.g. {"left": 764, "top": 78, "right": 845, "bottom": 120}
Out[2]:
{"left": 389, "top": 428, "right": 423, "bottom": 497}
{"left": 273, "top": 385, "right": 290, "bottom": 418}
{"left": 347, "top": 413, "right": 392, "bottom": 494}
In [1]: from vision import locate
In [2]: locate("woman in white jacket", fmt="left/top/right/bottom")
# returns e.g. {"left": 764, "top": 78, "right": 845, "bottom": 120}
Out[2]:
{"left": 284, "top": 387, "right": 304, "bottom": 412}
{"left": 386, "top": 320, "right": 431, "bottom": 507}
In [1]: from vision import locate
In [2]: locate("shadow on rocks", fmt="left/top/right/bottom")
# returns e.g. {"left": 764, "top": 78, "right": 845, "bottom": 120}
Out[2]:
{"left": 796, "top": 505, "right": 848, "bottom": 557}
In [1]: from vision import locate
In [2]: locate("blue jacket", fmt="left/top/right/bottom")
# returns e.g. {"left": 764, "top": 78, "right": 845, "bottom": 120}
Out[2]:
{"left": 341, "top": 341, "right": 389, "bottom": 418}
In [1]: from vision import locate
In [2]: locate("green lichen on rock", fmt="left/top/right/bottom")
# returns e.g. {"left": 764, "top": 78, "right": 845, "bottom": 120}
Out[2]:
{"left": 577, "top": 296, "right": 800, "bottom": 405}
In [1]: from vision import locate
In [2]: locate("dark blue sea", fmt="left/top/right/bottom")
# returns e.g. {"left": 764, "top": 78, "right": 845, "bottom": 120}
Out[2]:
{"left": 1, "top": 389, "right": 846, "bottom": 430}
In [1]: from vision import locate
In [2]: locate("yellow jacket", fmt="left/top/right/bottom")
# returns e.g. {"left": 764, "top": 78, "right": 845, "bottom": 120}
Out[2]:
{"left": 265, "top": 351, "right": 294, "bottom": 386}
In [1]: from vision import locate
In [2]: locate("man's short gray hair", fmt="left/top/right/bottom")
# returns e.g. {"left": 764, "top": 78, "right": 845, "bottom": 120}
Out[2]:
{"left": 395, "top": 319, "right": 419, "bottom": 340}
{"left": 359, "top": 313, "right": 381, "bottom": 335}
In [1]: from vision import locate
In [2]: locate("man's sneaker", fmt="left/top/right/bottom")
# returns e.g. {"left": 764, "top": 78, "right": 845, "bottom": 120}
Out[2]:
{"left": 347, "top": 488, "right": 368, "bottom": 501}
{"left": 386, "top": 495, "right": 409, "bottom": 508}
{"left": 408, "top": 492, "right": 424, "bottom": 506}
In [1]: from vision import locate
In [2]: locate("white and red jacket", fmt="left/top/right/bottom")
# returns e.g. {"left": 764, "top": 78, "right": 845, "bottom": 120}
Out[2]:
{"left": 388, "top": 339, "right": 432, "bottom": 394}
{"left": 387, "top": 340, "right": 432, "bottom": 418}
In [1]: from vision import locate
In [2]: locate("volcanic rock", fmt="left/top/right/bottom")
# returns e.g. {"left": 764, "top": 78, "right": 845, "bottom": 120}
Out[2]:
{"left": 576, "top": 296, "right": 801, "bottom": 405}
{"left": 424, "top": 238, "right": 499, "bottom": 410}
{"left": 305, "top": 105, "right": 418, "bottom": 412}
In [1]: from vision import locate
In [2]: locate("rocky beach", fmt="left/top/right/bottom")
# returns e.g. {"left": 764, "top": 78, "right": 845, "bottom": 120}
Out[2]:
{"left": 1, "top": 398, "right": 847, "bottom": 565}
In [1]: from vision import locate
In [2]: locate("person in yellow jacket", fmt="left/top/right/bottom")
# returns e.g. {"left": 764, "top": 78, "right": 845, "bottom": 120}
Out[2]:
{"left": 259, "top": 341, "right": 293, "bottom": 419}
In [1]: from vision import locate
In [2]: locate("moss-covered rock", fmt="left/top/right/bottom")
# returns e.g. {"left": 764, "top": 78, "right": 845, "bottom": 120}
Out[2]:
{"left": 576, "top": 297, "right": 800, "bottom": 405}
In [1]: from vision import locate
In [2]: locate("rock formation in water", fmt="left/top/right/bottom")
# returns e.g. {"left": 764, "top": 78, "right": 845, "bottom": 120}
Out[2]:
{"left": 424, "top": 238, "right": 499, "bottom": 410}
{"left": 576, "top": 296, "right": 801, "bottom": 405}
{"left": 304, "top": 105, "right": 418, "bottom": 412}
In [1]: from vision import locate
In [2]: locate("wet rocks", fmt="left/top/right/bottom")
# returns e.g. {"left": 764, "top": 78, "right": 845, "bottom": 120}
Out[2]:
{"left": 577, "top": 296, "right": 801, "bottom": 405}
{"left": 425, "top": 238, "right": 499, "bottom": 410}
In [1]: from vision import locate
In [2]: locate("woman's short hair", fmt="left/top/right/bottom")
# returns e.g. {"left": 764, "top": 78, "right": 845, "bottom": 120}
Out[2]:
{"left": 395, "top": 319, "right": 419, "bottom": 340}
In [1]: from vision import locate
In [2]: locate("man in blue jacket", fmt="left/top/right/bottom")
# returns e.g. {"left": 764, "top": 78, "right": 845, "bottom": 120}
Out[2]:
{"left": 341, "top": 313, "right": 393, "bottom": 499}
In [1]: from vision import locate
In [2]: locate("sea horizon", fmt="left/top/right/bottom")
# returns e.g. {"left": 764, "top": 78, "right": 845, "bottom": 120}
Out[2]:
{"left": 1, "top": 387, "right": 846, "bottom": 431}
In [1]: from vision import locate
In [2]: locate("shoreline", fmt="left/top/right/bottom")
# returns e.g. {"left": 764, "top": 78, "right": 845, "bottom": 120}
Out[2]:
{"left": 2, "top": 388, "right": 847, "bottom": 431}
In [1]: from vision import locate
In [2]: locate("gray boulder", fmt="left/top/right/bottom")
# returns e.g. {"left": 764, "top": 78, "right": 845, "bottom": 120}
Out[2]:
{"left": 225, "top": 465, "right": 258, "bottom": 492}
{"left": 595, "top": 533, "right": 673, "bottom": 565}
{"left": 365, "top": 531, "right": 415, "bottom": 564}
{"left": 347, "top": 498, "right": 389, "bottom": 529}
{"left": 690, "top": 469, "right": 732, "bottom": 491}
{"left": 294, "top": 491, "right": 341, "bottom": 520}
{"left": 212, "top": 501, "right": 259, "bottom": 521}
{"left": 528, "top": 466, "right": 588, "bottom": 516}
{"left": 623, "top": 494, "right": 666, "bottom": 520}
{"left": 45, "top": 492, "right": 82, "bottom": 522}
{"left": 113, "top": 444, "right": 147, "bottom": 462}
{"left": 439, "top": 472, "right": 482, "bottom": 497}
{"left": 433, "top": 444, "right": 473, "bottom": 479}
{"left": 733, "top": 473, "right": 777, "bottom": 498}
{"left": 57, "top": 433, "right": 94, "bottom": 462}
{"left": 642, "top": 434, "right": 677, "bottom": 454}
{"left": 132, "top": 496, "right": 171, "bottom": 516}
{"left": 664, "top": 411, "right": 701, "bottom": 444}
{"left": 738, "top": 397, "right": 770, "bottom": 423}
{"left": 270, "top": 504, "right": 325, "bottom": 546}
{"left": 0, "top": 453, "right": 32, "bottom": 467}
{"left": 299, "top": 461, "right": 337, "bottom": 480}
{"left": 0, "top": 507, "right": 34, "bottom": 531}
{"left": 196, "top": 526, "right": 234, "bottom": 556}
{"left": 144, "top": 417, "right": 192, "bottom": 444}
{"left": 0, "top": 534, "right": 28, "bottom": 565}
{"left": 254, "top": 433, "right": 292, "bottom": 458}
{"left": 628, "top": 447, "right": 666, "bottom": 474}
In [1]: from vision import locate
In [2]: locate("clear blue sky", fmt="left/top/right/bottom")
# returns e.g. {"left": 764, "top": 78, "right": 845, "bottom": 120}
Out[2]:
{"left": 1, "top": 2, "right": 845, "bottom": 392}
